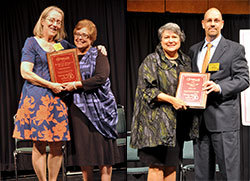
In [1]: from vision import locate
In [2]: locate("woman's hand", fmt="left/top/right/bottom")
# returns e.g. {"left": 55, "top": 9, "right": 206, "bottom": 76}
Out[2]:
{"left": 49, "top": 82, "right": 66, "bottom": 94}
{"left": 63, "top": 81, "right": 79, "bottom": 92}
{"left": 171, "top": 97, "right": 188, "bottom": 110}
{"left": 97, "top": 45, "right": 107, "bottom": 56}
{"left": 157, "top": 92, "right": 187, "bottom": 110}
{"left": 21, "top": 62, "right": 66, "bottom": 93}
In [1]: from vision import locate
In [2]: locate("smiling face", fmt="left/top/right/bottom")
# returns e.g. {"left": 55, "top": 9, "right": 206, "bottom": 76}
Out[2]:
{"left": 74, "top": 27, "right": 92, "bottom": 54}
{"left": 41, "top": 9, "right": 62, "bottom": 39}
{"left": 202, "top": 8, "right": 224, "bottom": 42}
{"left": 160, "top": 30, "right": 181, "bottom": 57}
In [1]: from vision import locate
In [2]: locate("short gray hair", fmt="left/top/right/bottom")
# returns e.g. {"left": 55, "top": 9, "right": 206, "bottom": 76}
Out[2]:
{"left": 158, "top": 22, "right": 185, "bottom": 42}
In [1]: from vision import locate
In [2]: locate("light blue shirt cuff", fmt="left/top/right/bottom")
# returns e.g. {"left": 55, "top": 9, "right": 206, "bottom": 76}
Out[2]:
{"left": 217, "top": 84, "right": 222, "bottom": 94}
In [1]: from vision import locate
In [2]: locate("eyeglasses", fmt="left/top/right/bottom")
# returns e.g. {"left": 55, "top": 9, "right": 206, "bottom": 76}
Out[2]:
{"left": 46, "top": 18, "right": 62, "bottom": 26}
{"left": 204, "top": 18, "right": 222, "bottom": 24}
{"left": 74, "top": 32, "right": 90, "bottom": 39}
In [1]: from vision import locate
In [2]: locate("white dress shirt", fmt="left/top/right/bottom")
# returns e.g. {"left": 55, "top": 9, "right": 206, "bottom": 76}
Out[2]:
{"left": 197, "top": 34, "right": 222, "bottom": 73}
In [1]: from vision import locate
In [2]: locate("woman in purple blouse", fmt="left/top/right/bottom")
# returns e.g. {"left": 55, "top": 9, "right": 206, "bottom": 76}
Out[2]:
{"left": 64, "top": 19, "right": 121, "bottom": 181}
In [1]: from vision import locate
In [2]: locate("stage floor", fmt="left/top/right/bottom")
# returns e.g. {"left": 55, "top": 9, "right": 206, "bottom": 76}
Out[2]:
{"left": 1, "top": 169, "right": 127, "bottom": 181}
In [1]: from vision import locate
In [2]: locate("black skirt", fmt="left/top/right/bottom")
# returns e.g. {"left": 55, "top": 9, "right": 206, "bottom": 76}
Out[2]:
{"left": 66, "top": 103, "right": 122, "bottom": 166}
{"left": 138, "top": 137, "right": 183, "bottom": 167}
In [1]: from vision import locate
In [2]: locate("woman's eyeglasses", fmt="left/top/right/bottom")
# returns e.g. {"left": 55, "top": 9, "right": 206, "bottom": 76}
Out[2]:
{"left": 46, "top": 18, "right": 62, "bottom": 26}
{"left": 74, "top": 32, "right": 90, "bottom": 39}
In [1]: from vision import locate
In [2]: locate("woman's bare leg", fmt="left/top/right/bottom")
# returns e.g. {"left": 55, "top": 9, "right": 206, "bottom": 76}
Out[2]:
{"left": 99, "top": 165, "right": 112, "bottom": 181}
{"left": 47, "top": 141, "right": 63, "bottom": 181}
{"left": 32, "top": 141, "right": 47, "bottom": 181}
{"left": 163, "top": 166, "right": 176, "bottom": 181}
{"left": 147, "top": 165, "right": 164, "bottom": 181}
{"left": 148, "top": 165, "right": 176, "bottom": 181}
{"left": 81, "top": 166, "right": 94, "bottom": 181}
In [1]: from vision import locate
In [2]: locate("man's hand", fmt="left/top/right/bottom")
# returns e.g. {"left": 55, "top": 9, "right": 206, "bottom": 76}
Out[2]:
{"left": 202, "top": 81, "right": 220, "bottom": 94}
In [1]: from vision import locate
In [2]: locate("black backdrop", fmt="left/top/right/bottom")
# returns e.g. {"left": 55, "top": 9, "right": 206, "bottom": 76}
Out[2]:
{"left": 0, "top": 0, "right": 125, "bottom": 172}
{"left": 126, "top": 12, "right": 250, "bottom": 180}
{"left": 1, "top": 0, "right": 250, "bottom": 179}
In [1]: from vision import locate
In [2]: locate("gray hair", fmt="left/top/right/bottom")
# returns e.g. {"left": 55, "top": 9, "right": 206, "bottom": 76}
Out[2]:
{"left": 158, "top": 22, "right": 185, "bottom": 42}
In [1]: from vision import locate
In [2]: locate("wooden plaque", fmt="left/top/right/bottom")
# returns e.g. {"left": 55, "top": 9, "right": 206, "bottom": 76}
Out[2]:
{"left": 176, "top": 72, "right": 210, "bottom": 109}
{"left": 47, "top": 48, "right": 81, "bottom": 83}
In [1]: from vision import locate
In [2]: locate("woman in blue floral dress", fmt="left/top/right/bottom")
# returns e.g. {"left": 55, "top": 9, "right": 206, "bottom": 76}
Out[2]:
{"left": 12, "top": 6, "right": 73, "bottom": 181}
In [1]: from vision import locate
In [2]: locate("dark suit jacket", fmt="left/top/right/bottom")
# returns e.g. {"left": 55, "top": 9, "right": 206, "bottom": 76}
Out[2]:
{"left": 189, "top": 36, "right": 249, "bottom": 132}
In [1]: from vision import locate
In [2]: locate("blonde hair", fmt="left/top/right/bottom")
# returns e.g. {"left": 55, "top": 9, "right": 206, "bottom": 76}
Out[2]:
{"left": 33, "top": 6, "right": 66, "bottom": 41}
{"left": 73, "top": 19, "right": 97, "bottom": 44}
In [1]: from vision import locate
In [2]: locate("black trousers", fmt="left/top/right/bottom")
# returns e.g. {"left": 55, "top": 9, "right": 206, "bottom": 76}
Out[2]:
{"left": 194, "top": 123, "right": 240, "bottom": 181}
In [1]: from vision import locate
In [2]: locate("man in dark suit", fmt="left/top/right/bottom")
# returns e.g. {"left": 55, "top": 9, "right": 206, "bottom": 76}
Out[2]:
{"left": 188, "top": 8, "right": 249, "bottom": 180}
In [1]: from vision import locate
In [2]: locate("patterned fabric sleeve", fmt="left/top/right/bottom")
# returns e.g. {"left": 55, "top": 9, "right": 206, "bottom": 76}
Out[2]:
{"left": 21, "top": 37, "right": 36, "bottom": 63}
{"left": 137, "top": 55, "right": 161, "bottom": 108}
{"left": 81, "top": 52, "right": 110, "bottom": 91}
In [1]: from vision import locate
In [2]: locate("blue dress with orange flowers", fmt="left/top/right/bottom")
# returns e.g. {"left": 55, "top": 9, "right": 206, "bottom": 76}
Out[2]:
{"left": 13, "top": 37, "right": 72, "bottom": 142}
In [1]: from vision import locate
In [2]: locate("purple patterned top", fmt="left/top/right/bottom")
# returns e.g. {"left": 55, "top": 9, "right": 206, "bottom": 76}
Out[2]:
{"left": 73, "top": 47, "right": 118, "bottom": 139}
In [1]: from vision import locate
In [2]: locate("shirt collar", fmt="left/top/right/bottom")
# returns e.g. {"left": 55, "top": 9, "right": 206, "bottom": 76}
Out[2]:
{"left": 203, "top": 34, "right": 222, "bottom": 49}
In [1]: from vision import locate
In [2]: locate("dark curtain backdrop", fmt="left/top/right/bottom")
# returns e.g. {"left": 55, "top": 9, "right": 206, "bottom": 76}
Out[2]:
{"left": 126, "top": 12, "right": 250, "bottom": 180}
{"left": 0, "top": 0, "right": 125, "bottom": 172}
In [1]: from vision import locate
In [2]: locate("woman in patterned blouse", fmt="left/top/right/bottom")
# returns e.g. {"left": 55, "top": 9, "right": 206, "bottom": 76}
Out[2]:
{"left": 130, "top": 23, "right": 198, "bottom": 181}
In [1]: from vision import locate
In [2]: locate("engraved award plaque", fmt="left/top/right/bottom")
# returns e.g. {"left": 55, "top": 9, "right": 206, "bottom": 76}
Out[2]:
{"left": 47, "top": 48, "right": 81, "bottom": 83}
{"left": 176, "top": 72, "right": 210, "bottom": 109}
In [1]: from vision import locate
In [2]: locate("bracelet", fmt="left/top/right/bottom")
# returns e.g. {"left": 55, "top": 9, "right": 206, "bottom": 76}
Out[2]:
{"left": 73, "top": 81, "right": 77, "bottom": 90}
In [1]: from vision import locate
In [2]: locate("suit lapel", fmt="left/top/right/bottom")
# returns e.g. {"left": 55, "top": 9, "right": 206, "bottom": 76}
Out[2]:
{"left": 210, "top": 36, "right": 227, "bottom": 63}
